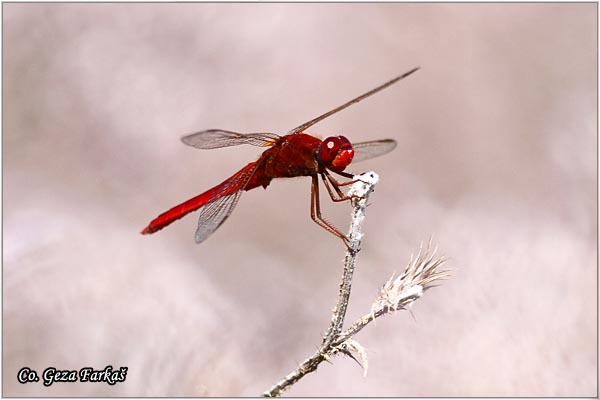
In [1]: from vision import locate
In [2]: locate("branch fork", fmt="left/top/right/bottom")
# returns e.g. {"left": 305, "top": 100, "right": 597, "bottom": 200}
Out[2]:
{"left": 263, "top": 172, "right": 450, "bottom": 397}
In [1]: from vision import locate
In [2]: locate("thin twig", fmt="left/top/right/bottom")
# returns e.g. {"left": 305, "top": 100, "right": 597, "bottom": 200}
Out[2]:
{"left": 262, "top": 176, "right": 451, "bottom": 397}
{"left": 264, "top": 172, "right": 378, "bottom": 397}
{"left": 322, "top": 171, "right": 379, "bottom": 346}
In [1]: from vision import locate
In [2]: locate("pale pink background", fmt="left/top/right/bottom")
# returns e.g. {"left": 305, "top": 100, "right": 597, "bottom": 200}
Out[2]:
{"left": 3, "top": 3, "right": 597, "bottom": 397}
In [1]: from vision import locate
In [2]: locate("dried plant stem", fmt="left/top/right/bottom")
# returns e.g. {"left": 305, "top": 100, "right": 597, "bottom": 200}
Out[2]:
{"left": 263, "top": 173, "right": 450, "bottom": 397}
{"left": 264, "top": 172, "right": 378, "bottom": 397}
{"left": 322, "top": 171, "right": 378, "bottom": 346}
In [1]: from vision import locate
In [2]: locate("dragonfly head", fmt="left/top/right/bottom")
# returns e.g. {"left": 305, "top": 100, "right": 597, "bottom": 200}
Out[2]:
{"left": 318, "top": 135, "right": 354, "bottom": 172}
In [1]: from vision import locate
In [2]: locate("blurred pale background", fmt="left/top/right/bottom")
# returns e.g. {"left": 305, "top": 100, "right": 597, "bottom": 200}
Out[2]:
{"left": 3, "top": 3, "right": 597, "bottom": 397}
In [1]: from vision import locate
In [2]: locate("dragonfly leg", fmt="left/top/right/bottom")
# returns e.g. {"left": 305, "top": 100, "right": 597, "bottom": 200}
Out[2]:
{"left": 321, "top": 173, "right": 347, "bottom": 201}
{"left": 321, "top": 171, "right": 362, "bottom": 203}
{"left": 311, "top": 175, "right": 352, "bottom": 248}
{"left": 328, "top": 169, "right": 368, "bottom": 186}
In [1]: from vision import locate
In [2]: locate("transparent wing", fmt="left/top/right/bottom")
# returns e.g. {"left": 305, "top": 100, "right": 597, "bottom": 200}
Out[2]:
{"left": 351, "top": 139, "right": 397, "bottom": 163}
{"left": 288, "top": 67, "right": 419, "bottom": 135}
{"left": 195, "top": 190, "right": 244, "bottom": 243}
{"left": 182, "top": 129, "right": 280, "bottom": 149}
{"left": 194, "top": 161, "right": 260, "bottom": 243}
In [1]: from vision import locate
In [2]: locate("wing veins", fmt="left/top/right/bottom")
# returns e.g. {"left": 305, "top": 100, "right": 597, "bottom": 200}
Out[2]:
{"left": 288, "top": 67, "right": 419, "bottom": 135}
{"left": 182, "top": 129, "right": 280, "bottom": 149}
{"left": 194, "top": 161, "right": 263, "bottom": 243}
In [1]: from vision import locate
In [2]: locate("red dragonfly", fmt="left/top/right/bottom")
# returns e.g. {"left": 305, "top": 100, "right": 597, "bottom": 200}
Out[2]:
{"left": 142, "top": 67, "right": 419, "bottom": 245}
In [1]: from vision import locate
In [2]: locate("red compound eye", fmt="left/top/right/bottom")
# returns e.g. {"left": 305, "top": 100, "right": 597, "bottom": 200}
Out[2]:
{"left": 318, "top": 136, "right": 354, "bottom": 172}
